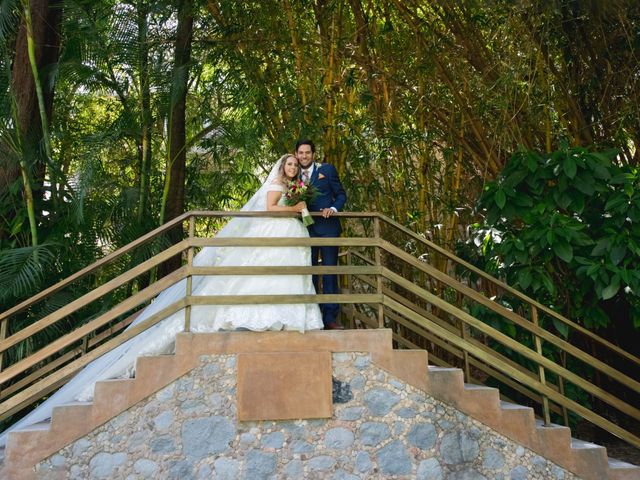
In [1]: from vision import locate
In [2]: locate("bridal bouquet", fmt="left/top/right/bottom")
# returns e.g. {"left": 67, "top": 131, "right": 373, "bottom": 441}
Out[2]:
{"left": 283, "top": 179, "right": 317, "bottom": 226}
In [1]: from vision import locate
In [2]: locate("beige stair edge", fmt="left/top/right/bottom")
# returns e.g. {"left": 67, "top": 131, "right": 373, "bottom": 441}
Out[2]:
{"left": 424, "top": 366, "right": 639, "bottom": 480}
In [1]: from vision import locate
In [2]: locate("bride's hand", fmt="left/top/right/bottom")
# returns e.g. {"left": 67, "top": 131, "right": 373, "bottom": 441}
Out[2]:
{"left": 294, "top": 201, "right": 307, "bottom": 212}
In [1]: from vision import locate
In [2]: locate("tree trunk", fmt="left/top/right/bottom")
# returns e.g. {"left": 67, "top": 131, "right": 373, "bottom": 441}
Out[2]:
{"left": 159, "top": 0, "right": 194, "bottom": 277}
{"left": 1, "top": 0, "right": 62, "bottom": 244}
{"left": 136, "top": 0, "right": 152, "bottom": 224}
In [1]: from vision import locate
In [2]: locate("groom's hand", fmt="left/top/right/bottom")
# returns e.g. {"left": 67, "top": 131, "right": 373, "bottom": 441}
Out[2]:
{"left": 321, "top": 208, "right": 335, "bottom": 218}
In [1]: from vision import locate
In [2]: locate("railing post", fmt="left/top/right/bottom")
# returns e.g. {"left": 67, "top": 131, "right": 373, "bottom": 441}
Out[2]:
{"left": 345, "top": 250, "right": 355, "bottom": 329}
{"left": 461, "top": 322, "right": 471, "bottom": 381}
{"left": 558, "top": 351, "right": 570, "bottom": 426}
{"left": 373, "top": 217, "right": 384, "bottom": 328}
{"left": 0, "top": 318, "right": 6, "bottom": 397}
{"left": 0, "top": 319, "right": 6, "bottom": 368}
{"left": 184, "top": 215, "right": 195, "bottom": 333}
{"left": 532, "top": 306, "right": 551, "bottom": 426}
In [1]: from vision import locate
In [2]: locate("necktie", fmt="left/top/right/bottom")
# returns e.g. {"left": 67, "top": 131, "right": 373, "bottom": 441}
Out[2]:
{"left": 302, "top": 170, "right": 310, "bottom": 183}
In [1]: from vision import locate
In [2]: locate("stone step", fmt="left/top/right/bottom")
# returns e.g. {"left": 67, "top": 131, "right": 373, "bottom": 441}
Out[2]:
{"left": 534, "top": 419, "right": 573, "bottom": 468}
{"left": 426, "top": 366, "right": 464, "bottom": 402}
{"left": 608, "top": 458, "right": 640, "bottom": 480}
{"left": 11, "top": 420, "right": 51, "bottom": 432}
{"left": 50, "top": 402, "right": 93, "bottom": 436}
{"left": 498, "top": 401, "right": 538, "bottom": 446}
{"left": 374, "top": 349, "right": 428, "bottom": 391}
{"left": 92, "top": 378, "right": 136, "bottom": 424}
{"left": 458, "top": 384, "right": 501, "bottom": 429}
{"left": 570, "top": 439, "right": 609, "bottom": 480}
{"left": 427, "top": 370, "right": 640, "bottom": 480}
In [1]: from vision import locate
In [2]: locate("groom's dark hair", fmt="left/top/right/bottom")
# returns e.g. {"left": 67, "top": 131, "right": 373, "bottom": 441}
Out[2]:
{"left": 295, "top": 139, "right": 315, "bottom": 153}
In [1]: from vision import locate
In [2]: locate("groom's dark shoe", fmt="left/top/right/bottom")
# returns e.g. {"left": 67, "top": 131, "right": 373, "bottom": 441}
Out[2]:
{"left": 325, "top": 322, "right": 345, "bottom": 330}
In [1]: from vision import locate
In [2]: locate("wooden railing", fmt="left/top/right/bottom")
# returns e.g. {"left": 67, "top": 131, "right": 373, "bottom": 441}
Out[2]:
{"left": 0, "top": 211, "right": 638, "bottom": 451}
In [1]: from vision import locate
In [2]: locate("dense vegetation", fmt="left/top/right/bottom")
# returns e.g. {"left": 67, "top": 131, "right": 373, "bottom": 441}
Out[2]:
{"left": 0, "top": 1, "right": 638, "bottom": 339}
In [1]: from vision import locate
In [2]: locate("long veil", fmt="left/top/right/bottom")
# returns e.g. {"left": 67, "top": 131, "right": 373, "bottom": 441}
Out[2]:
{"left": 0, "top": 158, "right": 289, "bottom": 446}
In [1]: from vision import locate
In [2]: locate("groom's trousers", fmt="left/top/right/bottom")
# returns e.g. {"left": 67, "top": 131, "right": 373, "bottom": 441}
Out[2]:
{"left": 311, "top": 238, "right": 339, "bottom": 326}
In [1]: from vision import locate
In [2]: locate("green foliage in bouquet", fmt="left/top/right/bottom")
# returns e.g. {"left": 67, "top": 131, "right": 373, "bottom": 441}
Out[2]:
{"left": 283, "top": 179, "right": 319, "bottom": 226}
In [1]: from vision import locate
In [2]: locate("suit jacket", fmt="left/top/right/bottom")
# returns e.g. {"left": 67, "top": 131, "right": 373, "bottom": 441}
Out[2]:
{"left": 307, "top": 163, "right": 347, "bottom": 237}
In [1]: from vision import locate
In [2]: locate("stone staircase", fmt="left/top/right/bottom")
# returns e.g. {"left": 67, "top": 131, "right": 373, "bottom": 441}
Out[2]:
{"left": 0, "top": 329, "right": 638, "bottom": 479}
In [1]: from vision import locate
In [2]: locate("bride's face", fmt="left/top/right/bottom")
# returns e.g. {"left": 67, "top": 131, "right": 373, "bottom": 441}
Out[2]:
{"left": 283, "top": 156, "right": 300, "bottom": 179}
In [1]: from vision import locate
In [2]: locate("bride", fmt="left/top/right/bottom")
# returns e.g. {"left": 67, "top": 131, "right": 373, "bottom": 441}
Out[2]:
{"left": 0, "top": 154, "right": 324, "bottom": 445}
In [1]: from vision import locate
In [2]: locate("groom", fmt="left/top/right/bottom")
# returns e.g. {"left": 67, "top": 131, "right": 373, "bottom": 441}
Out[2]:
{"left": 295, "top": 139, "right": 347, "bottom": 330}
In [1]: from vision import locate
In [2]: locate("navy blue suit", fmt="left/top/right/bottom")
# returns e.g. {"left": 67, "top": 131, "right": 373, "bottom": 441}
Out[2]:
{"left": 307, "top": 163, "right": 347, "bottom": 326}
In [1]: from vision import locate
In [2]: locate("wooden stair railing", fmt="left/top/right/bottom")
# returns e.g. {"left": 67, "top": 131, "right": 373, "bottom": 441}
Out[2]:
{"left": 345, "top": 214, "right": 640, "bottom": 450}
{"left": 377, "top": 213, "right": 640, "bottom": 366}
{"left": 346, "top": 251, "right": 640, "bottom": 449}
{"left": 0, "top": 210, "right": 637, "bottom": 455}
{"left": 348, "top": 263, "right": 568, "bottom": 419}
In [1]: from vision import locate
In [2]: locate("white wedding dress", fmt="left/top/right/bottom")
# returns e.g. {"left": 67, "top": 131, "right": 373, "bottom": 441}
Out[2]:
{"left": 0, "top": 160, "right": 323, "bottom": 446}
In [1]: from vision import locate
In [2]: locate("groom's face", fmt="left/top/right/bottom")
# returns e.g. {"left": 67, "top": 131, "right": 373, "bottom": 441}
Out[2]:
{"left": 296, "top": 144, "right": 314, "bottom": 169}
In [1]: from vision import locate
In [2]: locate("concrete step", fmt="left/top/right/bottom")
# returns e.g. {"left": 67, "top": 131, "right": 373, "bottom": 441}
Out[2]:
{"left": 426, "top": 366, "right": 464, "bottom": 402}
{"left": 459, "top": 384, "right": 501, "bottom": 429}
{"left": 374, "top": 349, "right": 428, "bottom": 391}
{"left": 534, "top": 418, "right": 573, "bottom": 468}
{"left": 50, "top": 401, "right": 93, "bottom": 436}
{"left": 426, "top": 367, "right": 640, "bottom": 480}
{"left": 571, "top": 439, "right": 609, "bottom": 480}
{"left": 608, "top": 458, "right": 640, "bottom": 480}
{"left": 498, "top": 401, "right": 538, "bottom": 446}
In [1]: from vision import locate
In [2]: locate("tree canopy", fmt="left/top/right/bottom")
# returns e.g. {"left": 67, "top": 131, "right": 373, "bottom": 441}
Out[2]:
{"left": 0, "top": 0, "right": 639, "bottom": 316}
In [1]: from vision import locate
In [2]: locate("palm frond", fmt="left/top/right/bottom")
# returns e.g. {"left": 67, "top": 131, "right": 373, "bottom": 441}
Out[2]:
{"left": 0, "top": 0, "right": 18, "bottom": 47}
{"left": 0, "top": 243, "right": 58, "bottom": 303}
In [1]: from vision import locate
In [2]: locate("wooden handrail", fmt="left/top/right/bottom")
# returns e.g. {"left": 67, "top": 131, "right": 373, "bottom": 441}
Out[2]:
{"left": 187, "top": 293, "right": 382, "bottom": 306}
{"left": 1, "top": 210, "right": 637, "bottom": 453}
{"left": 0, "top": 212, "right": 191, "bottom": 323}
{"left": 0, "top": 311, "right": 140, "bottom": 401}
{"left": 381, "top": 267, "right": 640, "bottom": 420}
{"left": 0, "top": 268, "right": 186, "bottom": 385}
{"left": 350, "top": 246, "right": 640, "bottom": 399}
{"left": 188, "top": 266, "right": 382, "bottom": 276}
{"left": 189, "top": 237, "right": 381, "bottom": 247}
{"left": 348, "top": 245, "right": 639, "bottom": 446}
{"left": 0, "top": 299, "right": 188, "bottom": 421}
{"left": 379, "top": 241, "right": 640, "bottom": 393}
{"left": 0, "top": 242, "right": 189, "bottom": 354}
{"left": 376, "top": 213, "right": 640, "bottom": 366}
{"left": 354, "top": 269, "right": 560, "bottom": 395}
{"left": 382, "top": 296, "right": 640, "bottom": 449}
{"left": 0, "top": 210, "right": 377, "bottom": 323}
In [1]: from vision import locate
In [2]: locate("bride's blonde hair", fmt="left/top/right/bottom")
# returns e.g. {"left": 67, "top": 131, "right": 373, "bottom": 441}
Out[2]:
{"left": 276, "top": 154, "right": 300, "bottom": 183}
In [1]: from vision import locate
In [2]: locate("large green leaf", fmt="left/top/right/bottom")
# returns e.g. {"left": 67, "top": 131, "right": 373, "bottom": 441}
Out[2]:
{"left": 572, "top": 173, "right": 595, "bottom": 195}
{"left": 610, "top": 245, "right": 626, "bottom": 266}
{"left": 591, "top": 238, "right": 610, "bottom": 256}
{"left": 563, "top": 155, "right": 577, "bottom": 179}
{"left": 0, "top": 244, "right": 58, "bottom": 302}
{"left": 553, "top": 240, "right": 573, "bottom": 263}
{"left": 517, "top": 268, "right": 532, "bottom": 289}
{"left": 604, "top": 194, "right": 628, "bottom": 212}
{"left": 601, "top": 276, "right": 621, "bottom": 300}
{"left": 552, "top": 318, "right": 570, "bottom": 339}
{"left": 495, "top": 189, "right": 506, "bottom": 209}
